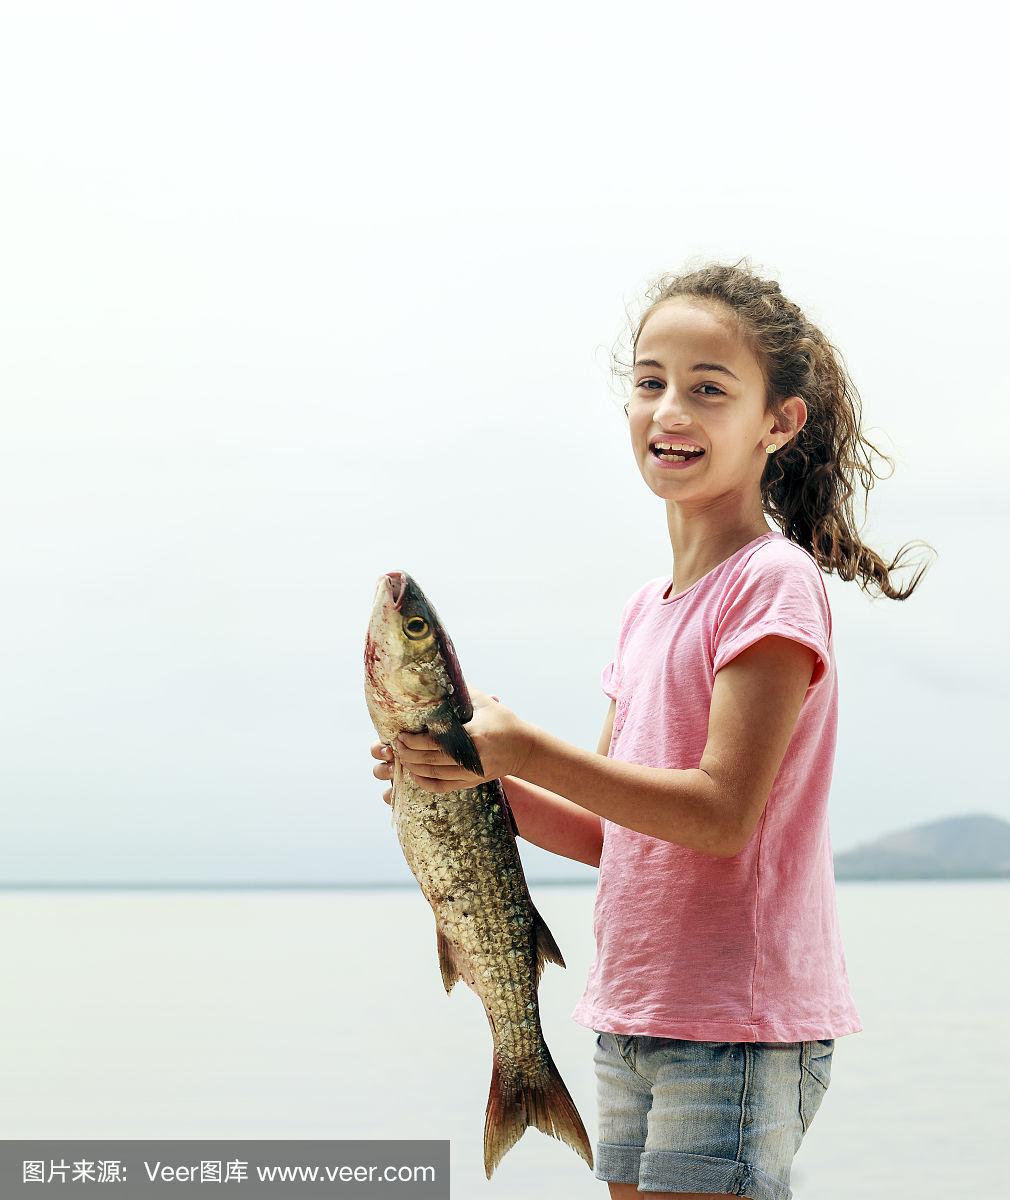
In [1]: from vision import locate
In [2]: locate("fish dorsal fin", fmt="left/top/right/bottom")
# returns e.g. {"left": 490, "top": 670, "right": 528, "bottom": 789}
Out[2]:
{"left": 531, "top": 903, "right": 566, "bottom": 984}
{"left": 436, "top": 924, "right": 463, "bottom": 995}
{"left": 424, "top": 702, "right": 484, "bottom": 777}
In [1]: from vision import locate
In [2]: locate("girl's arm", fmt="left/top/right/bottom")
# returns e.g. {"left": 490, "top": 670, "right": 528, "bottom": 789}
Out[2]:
{"left": 500, "top": 698, "right": 614, "bottom": 868}
{"left": 395, "top": 639, "right": 815, "bottom": 857}
{"left": 512, "top": 636, "right": 817, "bottom": 858}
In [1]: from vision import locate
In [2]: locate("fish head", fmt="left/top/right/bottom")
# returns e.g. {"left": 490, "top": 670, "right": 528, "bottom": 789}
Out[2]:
{"left": 365, "top": 573, "right": 482, "bottom": 776}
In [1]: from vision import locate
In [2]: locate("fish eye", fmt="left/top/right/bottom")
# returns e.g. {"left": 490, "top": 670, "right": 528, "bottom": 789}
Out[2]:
{"left": 403, "top": 616, "right": 430, "bottom": 640}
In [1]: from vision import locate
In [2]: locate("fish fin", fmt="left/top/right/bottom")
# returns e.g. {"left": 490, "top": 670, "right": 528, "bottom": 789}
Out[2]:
{"left": 483, "top": 1045, "right": 594, "bottom": 1178}
{"left": 487, "top": 777, "right": 520, "bottom": 835}
{"left": 435, "top": 925, "right": 463, "bottom": 995}
{"left": 389, "top": 771, "right": 399, "bottom": 826}
{"left": 424, "top": 707, "right": 484, "bottom": 777}
{"left": 498, "top": 785, "right": 520, "bottom": 838}
{"left": 531, "top": 904, "right": 566, "bottom": 983}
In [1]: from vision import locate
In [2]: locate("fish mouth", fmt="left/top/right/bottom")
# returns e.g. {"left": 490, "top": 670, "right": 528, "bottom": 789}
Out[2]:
{"left": 384, "top": 571, "right": 407, "bottom": 610}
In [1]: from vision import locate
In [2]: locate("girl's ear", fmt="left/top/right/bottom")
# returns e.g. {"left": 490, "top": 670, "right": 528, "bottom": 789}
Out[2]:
{"left": 772, "top": 395, "right": 808, "bottom": 442}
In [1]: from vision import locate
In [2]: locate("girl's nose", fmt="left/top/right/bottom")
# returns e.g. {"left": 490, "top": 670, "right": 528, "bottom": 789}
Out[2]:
{"left": 653, "top": 389, "right": 690, "bottom": 422}
{"left": 654, "top": 405, "right": 692, "bottom": 430}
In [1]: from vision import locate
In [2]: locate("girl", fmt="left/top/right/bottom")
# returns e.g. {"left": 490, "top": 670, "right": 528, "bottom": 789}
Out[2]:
{"left": 370, "top": 259, "right": 931, "bottom": 1199}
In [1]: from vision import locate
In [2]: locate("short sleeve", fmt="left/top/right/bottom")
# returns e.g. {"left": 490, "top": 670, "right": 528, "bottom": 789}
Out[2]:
{"left": 601, "top": 659, "right": 619, "bottom": 701}
{"left": 601, "top": 587, "right": 643, "bottom": 701}
{"left": 713, "top": 544, "right": 832, "bottom": 688}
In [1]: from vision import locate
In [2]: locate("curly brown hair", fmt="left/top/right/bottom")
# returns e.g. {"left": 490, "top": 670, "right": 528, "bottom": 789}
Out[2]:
{"left": 613, "top": 257, "right": 935, "bottom": 600}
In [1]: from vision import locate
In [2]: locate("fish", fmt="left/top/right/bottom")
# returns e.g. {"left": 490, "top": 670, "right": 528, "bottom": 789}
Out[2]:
{"left": 364, "top": 569, "right": 594, "bottom": 1180}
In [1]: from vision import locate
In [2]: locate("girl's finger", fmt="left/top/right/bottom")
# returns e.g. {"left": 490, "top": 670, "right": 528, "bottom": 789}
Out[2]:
{"left": 383, "top": 787, "right": 392, "bottom": 805}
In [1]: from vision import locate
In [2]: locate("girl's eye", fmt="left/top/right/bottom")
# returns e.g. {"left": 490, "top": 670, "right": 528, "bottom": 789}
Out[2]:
{"left": 634, "top": 380, "right": 725, "bottom": 397}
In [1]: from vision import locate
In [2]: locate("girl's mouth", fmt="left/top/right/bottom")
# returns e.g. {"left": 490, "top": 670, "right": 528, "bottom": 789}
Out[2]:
{"left": 649, "top": 444, "right": 706, "bottom": 470}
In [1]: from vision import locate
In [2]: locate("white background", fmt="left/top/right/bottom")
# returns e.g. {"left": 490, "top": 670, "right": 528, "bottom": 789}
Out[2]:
{"left": 1, "top": 1, "right": 1006, "bottom": 882}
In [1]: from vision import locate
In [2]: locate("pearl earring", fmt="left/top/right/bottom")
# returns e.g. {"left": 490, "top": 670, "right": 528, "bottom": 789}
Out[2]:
{"left": 766, "top": 443, "right": 777, "bottom": 454}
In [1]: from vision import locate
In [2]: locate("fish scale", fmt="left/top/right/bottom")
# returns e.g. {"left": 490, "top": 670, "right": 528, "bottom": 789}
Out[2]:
{"left": 365, "top": 570, "right": 594, "bottom": 1179}
{"left": 395, "top": 770, "right": 542, "bottom": 1056}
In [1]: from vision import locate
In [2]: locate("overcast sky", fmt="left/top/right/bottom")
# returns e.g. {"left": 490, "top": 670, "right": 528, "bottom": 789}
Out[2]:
{"left": 1, "top": 2, "right": 1006, "bottom": 884}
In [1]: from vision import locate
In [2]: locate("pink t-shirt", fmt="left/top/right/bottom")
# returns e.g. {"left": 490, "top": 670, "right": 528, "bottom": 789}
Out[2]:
{"left": 570, "top": 529, "right": 863, "bottom": 1042}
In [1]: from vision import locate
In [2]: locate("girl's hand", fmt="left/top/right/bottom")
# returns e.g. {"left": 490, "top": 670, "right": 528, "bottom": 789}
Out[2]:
{"left": 370, "top": 740, "right": 394, "bottom": 806}
{"left": 394, "top": 689, "right": 529, "bottom": 794}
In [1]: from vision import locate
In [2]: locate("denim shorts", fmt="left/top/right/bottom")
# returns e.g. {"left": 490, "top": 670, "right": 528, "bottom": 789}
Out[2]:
{"left": 593, "top": 1030, "right": 833, "bottom": 1199}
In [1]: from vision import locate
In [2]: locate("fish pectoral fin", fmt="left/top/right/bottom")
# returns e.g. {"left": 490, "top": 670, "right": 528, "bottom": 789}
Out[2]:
{"left": 389, "top": 761, "right": 404, "bottom": 819}
{"left": 532, "top": 905, "right": 566, "bottom": 982}
{"left": 499, "top": 788, "right": 521, "bottom": 838}
{"left": 435, "top": 925, "right": 463, "bottom": 995}
{"left": 424, "top": 706, "right": 485, "bottom": 777}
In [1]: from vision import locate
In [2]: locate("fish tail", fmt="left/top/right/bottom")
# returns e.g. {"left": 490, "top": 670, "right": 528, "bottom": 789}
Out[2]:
{"left": 483, "top": 1046, "right": 594, "bottom": 1178}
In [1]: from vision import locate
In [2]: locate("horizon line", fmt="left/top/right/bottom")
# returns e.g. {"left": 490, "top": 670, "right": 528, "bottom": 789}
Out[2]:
{"left": 1, "top": 876, "right": 1007, "bottom": 890}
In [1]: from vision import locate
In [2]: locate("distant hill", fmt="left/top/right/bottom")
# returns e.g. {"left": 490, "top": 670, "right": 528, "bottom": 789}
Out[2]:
{"left": 833, "top": 814, "right": 1010, "bottom": 880}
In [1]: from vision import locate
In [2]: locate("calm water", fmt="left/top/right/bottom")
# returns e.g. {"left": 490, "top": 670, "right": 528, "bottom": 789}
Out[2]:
{"left": 0, "top": 881, "right": 1006, "bottom": 1196}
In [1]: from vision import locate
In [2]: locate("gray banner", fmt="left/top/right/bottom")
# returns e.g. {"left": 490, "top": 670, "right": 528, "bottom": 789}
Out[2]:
{"left": 0, "top": 1142, "right": 449, "bottom": 1200}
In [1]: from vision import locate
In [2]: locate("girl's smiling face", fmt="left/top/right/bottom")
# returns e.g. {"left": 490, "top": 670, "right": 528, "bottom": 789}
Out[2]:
{"left": 629, "top": 297, "right": 801, "bottom": 505}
